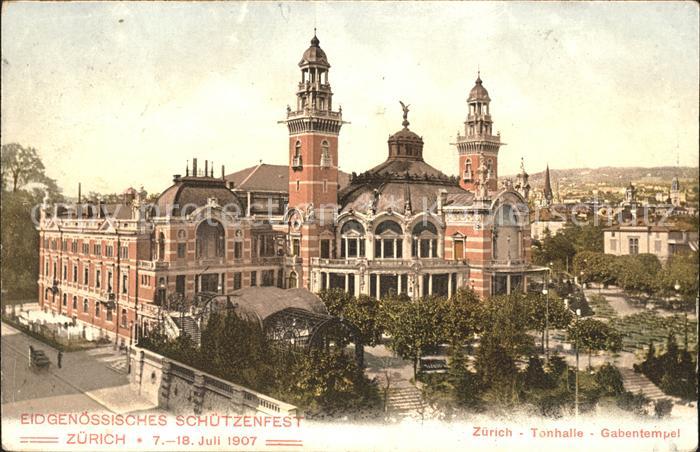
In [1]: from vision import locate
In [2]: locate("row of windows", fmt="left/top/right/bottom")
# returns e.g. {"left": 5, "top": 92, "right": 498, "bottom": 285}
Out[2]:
{"left": 292, "top": 140, "right": 332, "bottom": 170}
{"left": 44, "top": 263, "right": 129, "bottom": 295}
{"left": 45, "top": 293, "right": 128, "bottom": 327}
{"left": 43, "top": 238, "right": 129, "bottom": 259}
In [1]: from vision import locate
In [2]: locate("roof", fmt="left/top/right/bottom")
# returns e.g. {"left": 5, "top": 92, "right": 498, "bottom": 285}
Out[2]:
{"left": 227, "top": 287, "right": 328, "bottom": 321}
{"left": 226, "top": 163, "right": 351, "bottom": 193}
{"left": 299, "top": 33, "right": 329, "bottom": 68}
{"left": 154, "top": 175, "right": 241, "bottom": 216}
{"left": 468, "top": 74, "right": 490, "bottom": 102}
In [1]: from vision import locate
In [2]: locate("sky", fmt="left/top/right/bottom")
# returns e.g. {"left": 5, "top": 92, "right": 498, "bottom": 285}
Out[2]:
{"left": 1, "top": 1, "right": 698, "bottom": 196}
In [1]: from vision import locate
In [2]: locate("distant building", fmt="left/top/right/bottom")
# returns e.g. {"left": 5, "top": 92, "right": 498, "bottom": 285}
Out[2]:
{"left": 603, "top": 225, "right": 698, "bottom": 261}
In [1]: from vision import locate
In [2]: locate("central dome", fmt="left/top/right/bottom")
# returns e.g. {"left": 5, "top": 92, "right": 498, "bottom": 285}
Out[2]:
{"left": 388, "top": 127, "right": 424, "bottom": 160}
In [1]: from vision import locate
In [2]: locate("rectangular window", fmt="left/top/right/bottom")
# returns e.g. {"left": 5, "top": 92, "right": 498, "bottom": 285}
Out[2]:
{"left": 106, "top": 309, "right": 113, "bottom": 322}
{"left": 250, "top": 271, "right": 257, "bottom": 287}
{"left": 83, "top": 298, "right": 89, "bottom": 313}
{"left": 454, "top": 240, "right": 464, "bottom": 260}
{"left": 176, "top": 275, "right": 185, "bottom": 295}
{"left": 107, "top": 271, "right": 113, "bottom": 292}
{"left": 93, "top": 244, "right": 101, "bottom": 256}
{"left": 72, "top": 296, "right": 77, "bottom": 309}
{"left": 262, "top": 270, "right": 275, "bottom": 287}
{"left": 320, "top": 240, "right": 330, "bottom": 259}
{"left": 95, "top": 302, "right": 100, "bottom": 318}
{"left": 292, "top": 238, "right": 300, "bottom": 256}
{"left": 629, "top": 238, "right": 639, "bottom": 255}
{"left": 84, "top": 267, "right": 89, "bottom": 285}
{"left": 122, "top": 274, "right": 128, "bottom": 294}
{"left": 234, "top": 272, "right": 242, "bottom": 290}
{"left": 63, "top": 265, "right": 67, "bottom": 280}
{"left": 121, "top": 246, "right": 129, "bottom": 259}
{"left": 234, "top": 242, "right": 242, "bottom": 259}
{"left": 96, "top": 270, "right": 101, "bottom": 289}
{"left": 177, "top": 243, "right": 186, "bottom": 258}
{"left": 106, "top": 246, "right": 113, "bottom": 257}
{"left": 73, "top": 265, "right": 78, "bottom": 282}
{"left": 71, "top": 241, "right": 78, "bottom": 253}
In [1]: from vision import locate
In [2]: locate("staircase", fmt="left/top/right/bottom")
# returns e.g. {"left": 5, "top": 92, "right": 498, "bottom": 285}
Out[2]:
{"left": 172, "top": 315, "right": 201, "bottom": 345}
{"left": 619, "top": 367, "right": 674, "bottom": 402}
{"left": 385, "top": 382, "right": 424, "bottom": 414}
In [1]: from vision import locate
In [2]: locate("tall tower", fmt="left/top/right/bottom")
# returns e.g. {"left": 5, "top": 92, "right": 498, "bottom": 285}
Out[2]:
{"left": 543, "top": 164, "right": 553, "bottom": 206}
{"left": 670, "top": 176, "right": 681, "bottom": 207}
{"left": 282, "top": 32, "right": 344, "bottom": 289}
{"left": 455, "top": 73, "right": 502, "bottom": 192}
{"left": 284, "top": 32, "right": 343, "bottom": 211}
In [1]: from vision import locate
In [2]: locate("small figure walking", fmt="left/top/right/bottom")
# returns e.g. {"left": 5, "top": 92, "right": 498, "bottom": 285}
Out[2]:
{"left": 57, "top": 350, "right": 63, "bottom": 369}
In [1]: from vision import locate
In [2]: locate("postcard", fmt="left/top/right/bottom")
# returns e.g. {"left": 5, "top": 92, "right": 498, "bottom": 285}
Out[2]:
{"left": 1, "top": 1, "right": 698, "bottom": 451}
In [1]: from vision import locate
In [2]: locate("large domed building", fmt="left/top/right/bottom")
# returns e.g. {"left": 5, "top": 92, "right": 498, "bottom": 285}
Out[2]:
{"left": 36, "top": 33, "right": 545, "bottom": 345}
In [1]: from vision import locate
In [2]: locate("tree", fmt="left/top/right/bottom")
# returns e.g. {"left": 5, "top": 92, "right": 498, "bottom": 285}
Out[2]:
{"left": 285, "top": 348, "right": 380, "bottom": 418}
{"left": 475, "top": 293, "right": 535, "bottom": 403}
{"left": 595, "top": 363, "right": 624, "bottom": 396}
{"left": 655, "top": 254, "right": 699, "bottom": 308}
{"left": 381, "top": 294, "right": 445, "bottom": 380}
{"left": 0, "top": 143, "right": 55, "bottom": 192}
{"left": 613, "top": 254, "right": 662, "bottom": 296}
{"left": 567, "top": 318, "right": 622, "bottom": 369}
{"left": 573, "top": 251, "right": 617, "bottom": 287}
{"left": 525, "top": 293, "right": 573, "bottom": 353}
{"left": 441, "top": 288, "right": 482, "bottom": 347}
{"left": 318, "top": 289, "right": 383, "bottom": 347}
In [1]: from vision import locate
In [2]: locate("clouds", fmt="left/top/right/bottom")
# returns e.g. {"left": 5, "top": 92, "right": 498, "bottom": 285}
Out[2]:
{"left": 1, "top": 2, "right": 697, "bottom": 196}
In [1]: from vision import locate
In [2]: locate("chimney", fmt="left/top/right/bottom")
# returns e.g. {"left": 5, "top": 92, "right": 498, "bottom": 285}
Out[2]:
{"left": 221, "top": 165, "right": 225, "bottom": 180}
{"left": 78, "top": 182, "right": 82, "bottom": 203}
{"left": 211, "top": 161, "right": 214, "bottom": 177}
{"left": 204, "top": 160, "right": 209, "bottom": 177}
{"left": 186, "top": 160, "right": 190, "bottom": 177}
{"left": 192, "top": 158, "right": 198, "bottom": 176}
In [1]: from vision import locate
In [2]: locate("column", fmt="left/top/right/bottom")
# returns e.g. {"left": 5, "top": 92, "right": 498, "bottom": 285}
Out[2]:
{"left": 376, "top": 274, "right": 381, "bottom": 299}
{"left": 398, "top": 274, "right": 402, "bottom": 294}
{"left": 448, "top": 273, "right": 453, "bottom": 298}
{"left": 506, "top": 274, "right": 511, "bottom": 295}
{"left": 325, "top": 272, "right": 330, "bottom": 290}
{"left": 428, "top": 274, "right": 433, "bottom": 296}
{"left": 344, "top": 274, "right": 349, "bottom": 292}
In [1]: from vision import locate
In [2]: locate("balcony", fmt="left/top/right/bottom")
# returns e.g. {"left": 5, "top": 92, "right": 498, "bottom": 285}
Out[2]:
{"left": 291, "top": 156, "right": 303, "bottom": 170}
{"left": 311, "top": 257, "right": 469, "bottom": 270}
{"left": 138, "top": 261, "right": 169, "bottom": 271}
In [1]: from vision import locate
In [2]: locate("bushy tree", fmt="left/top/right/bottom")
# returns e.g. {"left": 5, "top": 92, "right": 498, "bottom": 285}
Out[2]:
{"left": 381, "top": 294, "right": 445, "bottom": 379}
{"left": 441, "top": 288, "right": 481, "bottom": 347}
{"left": 567, "top": 318, "right": 622, "bottom": 369}
{"left": 613, "top": 254, "right": 662, "bottom": 296}
{"left": 655, "top": 254, "right": 699, "bottom": 307}
{"left": 573, "top": 251, "right": 617, "bottom": 287}
{"left": 319, "top": 289, "right": 383, "bottom": 347}
{"left": 595, "top": 363, "right": 624, "bottom": 396}
{"left": 525, "top": 293, "right": 573, "bottom": 353}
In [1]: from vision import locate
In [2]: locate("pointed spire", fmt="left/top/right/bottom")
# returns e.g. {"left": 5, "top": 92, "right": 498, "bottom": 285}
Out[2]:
{"left": 311, "top": 28, "right": 320, "bottom": 47}
{"left": 543, "top": 164, "right": 553, "bottom": 202}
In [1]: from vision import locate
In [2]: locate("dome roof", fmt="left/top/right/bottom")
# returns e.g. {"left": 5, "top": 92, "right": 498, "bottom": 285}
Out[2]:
{"left": 299, "top": 33, "right": 329, "bottom": 68}
{"left": 468, "top": 74, "right": 490, "bottom": 102}
{"left": 154, "top": 175, "right": 242, "bottom": 217}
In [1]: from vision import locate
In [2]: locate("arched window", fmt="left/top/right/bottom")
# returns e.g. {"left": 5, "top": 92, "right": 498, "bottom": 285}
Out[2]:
{"left": 62, "top": 293, "right": 67, "bottom": 306}
{"left": 72, "top": 296, "right": 77, "bottom": 310}
{"left": 83, "top": 298, "right": 89, "bottom": 313}
{"left": 158, "top": 232, "right": 165, "bottom": 260}
{"left": 340, "top": 220, "right": 366, "bottom": 258}
{"left": 411, "top": 221, "right": 439, "bottom": 258}
{"left": 287, "top": 271, "right": 298, "bottom": 289}
{"left": 292, "top": 141, "right": 303, "bottom": 169}
{"left": 374, "top": 220, "right": 403, "bottom": 259}
{"left": 320, "top": 140, "right": 331, "bottom": 167}
{"left": 486, "top": 159, "right": 493, "bottom": 179}
{"left": 120, "top": 308, "right": 128, "bottom": 328}
{"left": 495, "top": 204, "right": 518, "bottom": 226}
{"left": 196, "top": 220, "right": 225, "bottom": 259}
{"left": 465, "top": 159, "right": 473, "bottom": 180}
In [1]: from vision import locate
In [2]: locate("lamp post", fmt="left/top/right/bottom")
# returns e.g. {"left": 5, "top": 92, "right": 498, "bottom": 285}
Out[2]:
{"left": 674, "top": 280, "right": 688, "bottom": 349}
{"left": 574, "top": 308, "right": 581, "bottom": 418}
{"left": 542, "top": 284, "right": 550, "bottom": 363}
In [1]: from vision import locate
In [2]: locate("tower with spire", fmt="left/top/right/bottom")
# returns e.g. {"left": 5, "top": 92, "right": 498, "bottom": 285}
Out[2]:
{"left": 543, "top": 164, "right": 553, "bottom": 206}
{"left": 514, "top": 157, "right": 531, "bottom": 200}
{"left": 282, "top": 31, "right": 344, "bottom": 289}
{"left": 455, "top": 72, "right": 502, "bottom": 192}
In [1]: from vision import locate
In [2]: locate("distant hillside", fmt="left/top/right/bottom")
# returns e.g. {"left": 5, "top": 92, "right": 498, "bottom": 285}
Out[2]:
{"left": 505, "top": 166, "right": 699, "bottom": 187}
